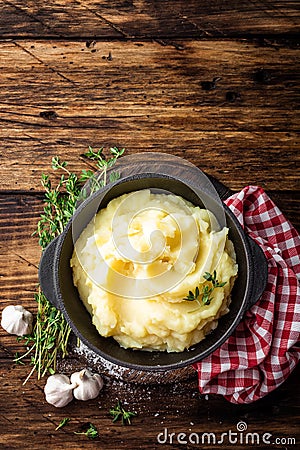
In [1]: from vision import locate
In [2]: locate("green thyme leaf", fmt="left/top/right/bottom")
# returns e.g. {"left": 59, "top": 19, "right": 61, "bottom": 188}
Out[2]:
{"left": 74, "top": 423, "right": 99, "bottom": 439}
{"left": 184, "top": 271, "right": 227, "bottom": 308}
{"left": 109, "top": 400, "right": 137, "bottom": 425}
{"left": 55, "top": 417, "right": 70, "bottom": 431}
{"left": 14, "top": 352, "right": 25, "bottom": 365}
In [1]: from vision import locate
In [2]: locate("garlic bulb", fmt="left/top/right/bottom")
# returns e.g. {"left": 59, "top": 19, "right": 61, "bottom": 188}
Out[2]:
{"left": 44, "top": 374, "right": 76, "bottom": 408}
{"left": 1, "top": 305, "right": 33, "bottom": 336}
{"left": 70, "top": 369, "right": 103, "bottom": 401}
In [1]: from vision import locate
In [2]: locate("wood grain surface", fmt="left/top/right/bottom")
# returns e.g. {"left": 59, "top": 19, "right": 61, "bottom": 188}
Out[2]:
{"left": 0, "top": 1, "right": 299, "bottom": 449}
{"left": 0, "top": 39, "right": 299, "bottom": 191}
{"left": 1, "top": 0, "right": 299, "bottom": 38}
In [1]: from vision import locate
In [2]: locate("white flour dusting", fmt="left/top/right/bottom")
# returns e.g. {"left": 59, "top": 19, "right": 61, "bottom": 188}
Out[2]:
{"left": 72, "top": 340, "right": 196, "bottom": 385}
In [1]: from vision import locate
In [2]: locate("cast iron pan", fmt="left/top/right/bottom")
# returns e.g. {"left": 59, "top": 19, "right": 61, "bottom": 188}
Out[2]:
{"left": 39, "top": 167, "right": 268, "bottom": 371}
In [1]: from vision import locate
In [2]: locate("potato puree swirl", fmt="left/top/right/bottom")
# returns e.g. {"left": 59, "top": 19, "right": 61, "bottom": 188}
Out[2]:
{"left": 71, "top": 189, "right": 238, "bottom": 352}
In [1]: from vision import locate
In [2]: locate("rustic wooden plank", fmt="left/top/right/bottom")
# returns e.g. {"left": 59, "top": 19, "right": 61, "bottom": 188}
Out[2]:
{"left": 0, "top": 40, "right": 299, "bottom": 191}
{"left": 0, "top": 362, "right": 299, "bottom": 449}
{"left": 0, "top": 246, "right": 40, "bottom": 310}
{"left": 1, "top": 40, "right": 299, "bottom": 102}
{"left": 0, "top": 195, "right": 41, "bottom": 320}
{"left": 0, "top": 189, "right": 299, "bottom": 242}
{"left": 1, "top": 0, "right": 299, "bottom": 38}
{"left": 0, "top": 0, "right": 121, "bottom": 39}
{"left": 0, "top": 130, "right": 299, "bottom": 191}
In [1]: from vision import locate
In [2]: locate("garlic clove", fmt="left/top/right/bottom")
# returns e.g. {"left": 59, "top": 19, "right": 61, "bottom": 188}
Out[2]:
{"left": 70, "top": 368, "right": 103, "bottom": 401}
{"left": 44, "top": 374, "right": 76, "bottom": 408}
{"left": 1, "top": 305, "right": 33, "bottom": 336}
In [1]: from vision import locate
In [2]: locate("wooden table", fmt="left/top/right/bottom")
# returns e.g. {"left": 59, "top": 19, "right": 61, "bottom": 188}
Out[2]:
{"left": 0, "top": 2, "right": 299, "bottom": 449}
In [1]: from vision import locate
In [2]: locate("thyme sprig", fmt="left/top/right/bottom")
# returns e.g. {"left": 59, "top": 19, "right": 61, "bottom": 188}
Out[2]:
{"left": 74, "top": 422, "right": 99, "bottom": 439}
{"left": 109, "top": 400, "right": 137, "bottom": 425}
{"left": 16, "top": 147, "right": 124, "bottom": 383}
{"left": 55, "top": 417, "right": 70, "bottom": 431}
{"left": 184, "top": 270, "right": 227, "bottom": 306}
{"left": 82, "top": 146, "right": 124, "bottom": 190}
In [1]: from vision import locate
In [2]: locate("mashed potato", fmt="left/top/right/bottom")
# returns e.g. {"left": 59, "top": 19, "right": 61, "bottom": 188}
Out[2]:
{"left": 71, "top": 189, "right": 238, "bottom": 352}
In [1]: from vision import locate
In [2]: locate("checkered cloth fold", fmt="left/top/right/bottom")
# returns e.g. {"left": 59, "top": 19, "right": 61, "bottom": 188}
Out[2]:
{"left": 193, "top": 186, "right": 300, "bottom": 404}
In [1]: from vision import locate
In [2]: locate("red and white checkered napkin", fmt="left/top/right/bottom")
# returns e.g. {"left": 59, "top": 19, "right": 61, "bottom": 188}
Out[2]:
{"left": 193, "top": 186, "right": 300, "bottom": 404}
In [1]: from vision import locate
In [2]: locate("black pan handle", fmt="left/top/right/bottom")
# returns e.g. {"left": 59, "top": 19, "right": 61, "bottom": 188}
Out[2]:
{"left": 38, "top": 236, "right": 60, "bottom": 309}
{"left": 207, "top": 175, "right": 233, "bottom": 201}
{"left": 246, "top": 235, "right": 268, "bottom": 308}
